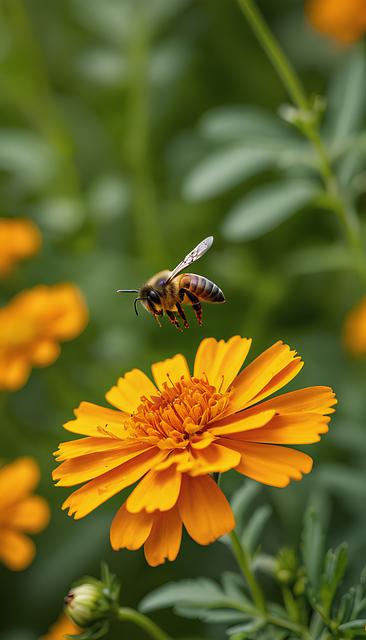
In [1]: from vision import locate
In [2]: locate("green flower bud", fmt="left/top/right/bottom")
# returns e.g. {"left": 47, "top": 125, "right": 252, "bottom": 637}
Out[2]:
{"left": 64, "top": 564, "right": 120, "bottom": 635}
{"left": 65, "top": 583, "right": 108, "bottom": 628}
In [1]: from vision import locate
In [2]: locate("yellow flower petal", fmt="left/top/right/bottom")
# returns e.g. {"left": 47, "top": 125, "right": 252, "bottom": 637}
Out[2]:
{"left": 126, "top": 467, "right": 182, "bottom": 513}
{"left": 40, "top": 613, "right": 81, "bottom": 640}
{"left": 243, "top": 386, "right": 337, "bottom": 416}
{"left": 194, "top": 336, "right": 252, "bottom": 392}
{"left": 188, "top": 443, "right": 241, "bottom": 476}
{"left": 144, "top": 507, "right": 182, "bottom": 566}
{"left": 178, "top": 475, "right": 235, "bottom": 544}
{"left": 151, "top": 354, "right": 190, "bottom": 390}
{"left": 30, "top": 340, "right": 60, "bottom": 366}
{"left": 0, "top": 458, "right": 40, "bottom": 510}
{"left": 5, "top": 495, "right": 50, "bottom": 533}
{"left": 110, "top": 504, "right": 154, "bottom": 551}
{"left": 53, "top": 443, "right": 148, "bottom": 486}
{"left": 63, "top": 401, "right": 128, "bottom": 437}
{"left": 208, "top": 409, "right": 276, "bottom": 436}
{"left": 62, "top": 448, "right": 166, "bottom": 519}
{"left": 232, "top": 413, "right": 330, "bottom": 445}
{"left": 229, "top": 341, "right": 300, "bottom": 413}
{"left": 55, "top": 436, "right": 136, "bottom": 461}
{"left": 233, "top": 442, "right": 313, "bottom": 487}
{"left": 0, "top": 529, "right": 35, "bottom": 570}
{"left": 106, "top": 369, "right": 158, "bottom": 413}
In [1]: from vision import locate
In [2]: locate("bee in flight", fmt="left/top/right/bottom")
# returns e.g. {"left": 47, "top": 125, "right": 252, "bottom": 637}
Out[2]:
{"left": 117, "top": 236, "right": 225, "bottom": 330}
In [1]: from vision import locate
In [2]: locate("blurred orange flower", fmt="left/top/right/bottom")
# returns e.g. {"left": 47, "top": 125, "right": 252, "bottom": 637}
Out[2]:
{"left": 343, "top": 297, "right": 366, "bottom": 356}
{"left": 54, "top": 336, "right": 336, "bottom": 567}
{"left": 306, "top": 0, "right": 366, "bottom": 44}
{"left": 0, "top": 457, "right": 49, "bottom": 570}
{"left": 41, "top": 613, "right": 81, "bottom": 640}
{"left": 0, "top": 218, "right": 42, "bottom": 278}
{"left": 0, "top": 283, "right": 88, "bottom": 391}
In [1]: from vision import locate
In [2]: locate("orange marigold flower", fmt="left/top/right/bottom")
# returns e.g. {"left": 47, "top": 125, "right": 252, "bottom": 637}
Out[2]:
{"left": 0, "top": 457, "right": 50, "bottom": 570}
{"left": 0, "top": 218, "right": 42, "bottom": 278}
{"left": 0, "top": 283, "right": 88, "bottom": 391}
{"left": 41, "top": 614, "right": 81, "bottom": 640}
{"left": 53, "top": 337, "right": 336, "bottom": 567}
{"left": 306, "top": 0, "right": 366, "bottom": 45}
{"left": 343, "top": 296, "right": 366, "bottom": 356}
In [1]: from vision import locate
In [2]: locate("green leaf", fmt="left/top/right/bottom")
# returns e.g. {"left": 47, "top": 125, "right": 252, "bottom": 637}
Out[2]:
{"left": 339, "top": 619, "right": 366, "bottom": 631}
{"left": 139, "top": 578, "right": 227, "bottom": 613}
{"left": 199, "top": 106, "right": 292, "bottom": 144}
{"left": 285, "top": 244, "right": 354, "bottom": 275}
{"left": 326, "top": 45, "right": 366, "bottom": 150}
{"left": 182, "top": 147, "right": 275, "bottom": 201}
{"left": 176, "top": 607, "right": 248, "bottom": 623}
{"left": 301, "top": 507, "right": 325, "bottom": 595}
{"left": 242, "top": 506, "right": 272, "bottom": 554}
{"left": 222, "top": 180, "right": 317, "bottom": 241}
{"left": 319, "top": 544, "right": 348, "bottom": 616}
{"left": 227, "top": 619, "right": 265, "bottom": 635}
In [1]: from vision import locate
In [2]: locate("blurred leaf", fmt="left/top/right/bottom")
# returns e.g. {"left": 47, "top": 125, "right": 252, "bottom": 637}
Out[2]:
{"left": 241, "top": 505, "right": 272, "bottom": 554}
{"left": 222, "top": 180, "right": 317, "bottom": 241}
{"left": 176, "top": 607, "right": 247, "bottom": 623}
{"left": 87, "top": 175, "right": 130, "bottom": 222}
{"left": 319, "top": 544, "right": 348, "bottom": 616}
{"left": 227, "top": 619, "right": 265, "bottom": 635}
{"left": 318, "top": 465, "right": 366, "bottom": 500}
{"left": 301, "top": 508, "right": 325, "bottom": 595}
{"left": 326, "top": 45, "right": 366, "bottom": 151}
{"left": 285, "top": 244, "right": 354, "bottom": 275}
{"left": 0, "top": 129, "right": 56, "bottom": 191}
{"left": 182, "top": 147, "right": 275, "bottom": 201}
{"left": 338, "top": 619, "right": 366, "bottom": 631}
{"left": 139, "top": 578, "right": 227, "bottom": 612}
{"left": 33, "top": 196, "right": 85, "bottom": 236}
{"left": 75, "top": 48, "right": 128, "bottom": 86}
{"left": 199, "top": 107, "right": 293, "bottom": 144}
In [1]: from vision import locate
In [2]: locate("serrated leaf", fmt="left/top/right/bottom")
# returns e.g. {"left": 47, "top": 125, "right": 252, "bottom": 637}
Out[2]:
{"left": 182, "top": 146, "right": 275, "bottom": 201}
{"left": 222, "top": 180, "right": 317, "bottom": 241}
{"left": 242, "top": 506, "right": 272, "bottom": 554}
{"left": 301, "top": 508, "right": 325, "bottom": 594}
{"left": 230, "top": 482, "right": 261, "bottom": 537}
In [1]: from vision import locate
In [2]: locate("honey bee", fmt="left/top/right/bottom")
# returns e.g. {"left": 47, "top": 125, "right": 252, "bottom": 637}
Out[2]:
{"left": 117, "top": 236, "right": 225, "bottom": 329}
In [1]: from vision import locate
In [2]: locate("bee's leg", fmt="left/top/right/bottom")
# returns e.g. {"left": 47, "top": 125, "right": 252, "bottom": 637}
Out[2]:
{"left": 147, "top": 299, "right": 163, "bottom": 327}
{"left": 179, "top": 288, "right": 202, "bottom": 326}
{"left": 166, "top": 310, "right": 182, "bottom": 331}
{"left": 175, "top": 301, "right": 189, "bottom": 329}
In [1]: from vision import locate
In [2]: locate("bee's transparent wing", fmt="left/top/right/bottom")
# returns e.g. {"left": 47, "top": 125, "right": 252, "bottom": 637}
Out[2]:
{"left": 166, "top": 236, "right": 214, "bottom": 284}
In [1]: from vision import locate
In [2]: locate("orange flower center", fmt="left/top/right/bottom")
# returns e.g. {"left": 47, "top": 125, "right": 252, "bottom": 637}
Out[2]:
{"left": 124, "top": 377, "right": 231, "bottom": 450}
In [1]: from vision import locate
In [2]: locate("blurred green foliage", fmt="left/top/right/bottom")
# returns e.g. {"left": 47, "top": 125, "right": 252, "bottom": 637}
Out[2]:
{"left": 0, "top": 0, "right": 366, "bottom": 638}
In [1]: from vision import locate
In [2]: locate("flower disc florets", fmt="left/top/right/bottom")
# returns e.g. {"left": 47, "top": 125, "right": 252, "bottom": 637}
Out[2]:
{"left": 125, "top": 377, "right": 231, "bottom": 450}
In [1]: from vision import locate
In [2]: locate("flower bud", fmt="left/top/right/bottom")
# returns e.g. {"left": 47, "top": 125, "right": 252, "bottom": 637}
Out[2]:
{"left": 64, "top": 564, "right": 120, "bottom": 636}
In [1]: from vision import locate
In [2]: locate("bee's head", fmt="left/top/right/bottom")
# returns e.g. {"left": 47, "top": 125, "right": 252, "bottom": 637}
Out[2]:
{"left": 116, "top": 286, "right": 161, "bottom": 316}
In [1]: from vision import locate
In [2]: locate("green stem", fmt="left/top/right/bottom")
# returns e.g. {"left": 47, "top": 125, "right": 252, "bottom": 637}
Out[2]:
{"left": 229, "top": 530, "right": 266, "bottom": 613}
{"left": 236, "top": 0, "right": 366, "bottom": 283}
{"left": 267, "top": 614, "right": 312, "bottom": 640}
{"left": 116, "top": 607, "right": 172, "bottom": 640}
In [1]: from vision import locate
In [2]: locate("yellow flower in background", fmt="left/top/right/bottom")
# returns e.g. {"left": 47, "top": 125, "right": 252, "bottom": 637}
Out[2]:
{"left": 0, "top": 283, "right": 88, "bottom": 391}
{"left": 343, "top": 297, "right": 366, "bottom": 356}
{"left": 0, "top": 457, "right": 49, "bottom": 571}
{"left": 306, "top": 0, "right": 366, "bottom": 44}
{"left": 0, "top": 218, "right": 42, "bottom": 278}
{"left": 41, "top": 614, "right": 81, "bottom": 640}
{"left": 54, "top": 336, "right": 336, "bottom": 567}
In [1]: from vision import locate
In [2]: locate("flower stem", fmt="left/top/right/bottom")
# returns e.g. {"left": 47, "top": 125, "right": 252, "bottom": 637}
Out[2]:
{"left": 116, "top": 607, "right": 172, "bottom": 640}
{"left": 229, "top": 530, "right": 266, "bottom": 613}
{"left": 236, "top": 0, "right": 366, "bottom": 283}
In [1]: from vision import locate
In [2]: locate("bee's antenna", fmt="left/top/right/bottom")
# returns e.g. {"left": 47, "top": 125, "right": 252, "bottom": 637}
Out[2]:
{"left": 134, "top": 297, "right": 147, "bottom": 316}
{"left": 116, "top": 289, "right": 139, "bottom": 293}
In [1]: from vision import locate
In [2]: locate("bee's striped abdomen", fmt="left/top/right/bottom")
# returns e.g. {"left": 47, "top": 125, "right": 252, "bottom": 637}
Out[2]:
{"left": 179, "top": 273, "right": 225, "bottom": 303}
